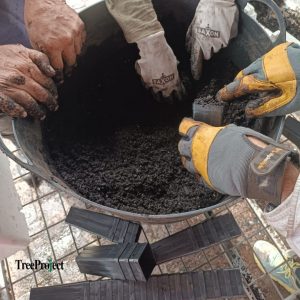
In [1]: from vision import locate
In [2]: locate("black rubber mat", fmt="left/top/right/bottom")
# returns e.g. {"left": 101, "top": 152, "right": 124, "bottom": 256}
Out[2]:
{"left": 151, "top": 213, "right": 241, "bottom": 264}
{"left": 30, "top": 269, "right": 245, "bottom": 299}
{"left": 65, "top": 207, "right": 141, "bottom": 243}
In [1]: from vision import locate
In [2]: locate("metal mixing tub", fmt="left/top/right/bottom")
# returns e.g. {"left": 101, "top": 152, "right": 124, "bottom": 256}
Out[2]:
{"left": 0, "top": 0, "right": 287, "bottom": 223}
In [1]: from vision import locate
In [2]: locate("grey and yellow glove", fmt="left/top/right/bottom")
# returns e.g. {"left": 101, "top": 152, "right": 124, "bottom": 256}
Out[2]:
{"left": 217, "top": 42, "right": 300, "bottom": 117}
{"left": 178, "top": 118, "right": 293, "bottom": 204}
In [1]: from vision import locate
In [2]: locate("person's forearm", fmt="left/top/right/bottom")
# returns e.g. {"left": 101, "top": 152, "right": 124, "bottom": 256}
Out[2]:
{"left": 263, "top": 164, "right": 300, "bottom": 257}
{"left": 25, "top": 0, "right": 66, "bottom": 4}
{"left": 24, "top": 0, "right": 68, "bottom": 20}
{"left": 105, "top": 0, "right": 163, "bottom": 43}
{"left": 281, "top": 162, "right": 300, "bottom": 201}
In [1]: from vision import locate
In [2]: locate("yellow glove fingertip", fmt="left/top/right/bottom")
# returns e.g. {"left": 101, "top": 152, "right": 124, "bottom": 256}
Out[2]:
{"left": 216, "top": 86, "right": 231, "bottom": 102}
{"left": 235, "top": 70, "right": 244, "bottom": 80}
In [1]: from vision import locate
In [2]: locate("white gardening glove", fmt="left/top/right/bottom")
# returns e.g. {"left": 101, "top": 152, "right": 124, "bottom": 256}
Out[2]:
{"left": 186, "top": 0, "right": 239, "bottom": 80}
{"left": 136, "top": 31, "right": 185, "bottom": 101}
{"left": 264, "top": 175, "right": 300, "bottom": 257}
{"left": 106, "top": 0, "right": 185, "bottom": 102}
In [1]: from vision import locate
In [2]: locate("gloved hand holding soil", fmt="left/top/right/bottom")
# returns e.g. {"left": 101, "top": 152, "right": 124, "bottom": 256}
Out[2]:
{"left": 178, "top": 118, "right": 300, "bottom": 255}
{"left": 105, "top": 0, "right": 185, "bottom": 102}
{"left": 24, "top": 0, "right": 86, "bottom": 82}
{"left": 186, "top": 0, "right": 239, "bottom": 80}
{"left": 178, "top": 118, "right": 293, "bottom": 205}
{"left": 217, "top": 42, "right": 300, "bottom": 117}
{"left": 0, "top": 44, "right": 58, "bottom": 119}
{"left": 178, "top": 117, "right": 300, "bottom": 257}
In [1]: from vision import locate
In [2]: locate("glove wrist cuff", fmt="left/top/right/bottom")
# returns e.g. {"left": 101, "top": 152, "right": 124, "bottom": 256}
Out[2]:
{"left": 247, "top": 145, "right": 292, "bottom": 205}
{"left": 105, "top": 0, "right": 163, "bottom": 44}
{"left": 136, "top": 31, "right": 166, "bottom": 52}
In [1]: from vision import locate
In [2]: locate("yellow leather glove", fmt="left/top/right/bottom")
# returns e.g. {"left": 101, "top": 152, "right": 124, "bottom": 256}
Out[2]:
{"left": 178, "top": 118, "right": 292, "bottom": 204}
{"left": 217, "top": 42, "right": 300, "bottom": 117}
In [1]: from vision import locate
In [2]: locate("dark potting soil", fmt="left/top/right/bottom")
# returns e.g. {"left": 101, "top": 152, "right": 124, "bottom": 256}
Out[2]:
{"left": 194, "top": 95, "right": 219, "bottom": 106}
{"left": 194, "top": 80, "right": 224, "bottom": 107}
{"left": 49, "top": 124, "right": 223, "bottom": 214}
{"left": 194, "top": 78, "right": 256, "bottom": 128}
{"left": 43, "top": 42, "right": 250, "bottom": 215}
{"left": 250, "top": 1, "right": 300, "bottom": 40}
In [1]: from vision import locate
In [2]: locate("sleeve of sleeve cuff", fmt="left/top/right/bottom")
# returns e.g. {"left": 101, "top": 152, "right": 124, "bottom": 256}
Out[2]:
{"left": 105, "top": 0, "right": 163, "bottom": 43}
{"left": 263, "top": 174, "right": 300, "bottom": 256}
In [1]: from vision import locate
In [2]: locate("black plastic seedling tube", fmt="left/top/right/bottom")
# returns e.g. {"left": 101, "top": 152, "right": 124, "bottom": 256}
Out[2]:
{"left": 76, "top": 243, "right": 156, "bottom": 281}
{"left": 30, "top": 269, "right": 245, "bottom": 299}
{"left": 65, "top": 207, "right": 141, "bottom": 243}
{"left": 151, "top": 213, "right": 241, "bottom": 264}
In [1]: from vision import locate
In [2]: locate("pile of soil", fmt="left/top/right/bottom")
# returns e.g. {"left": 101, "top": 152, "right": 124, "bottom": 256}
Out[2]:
{"left": 194, "top": 95, "right": 220, "bottom": 106}
{"left": 250, "top": 0, "right": 300, "bottom": 40}
{"left": 43, "top": 42, "right": 252, "bottom": 215}
{"left": 49, "top": 124, "right": 223, "bottom": 214}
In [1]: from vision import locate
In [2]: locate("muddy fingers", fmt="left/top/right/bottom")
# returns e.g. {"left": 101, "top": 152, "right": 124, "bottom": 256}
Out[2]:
{"left": 3, "top": 90, "right": 46, "bottom": 119}
{"left": 25, "top": 0, "right": 85, "bottom": 78}
{"left": 0, "top": 44, "right": 59, "bottom": 118}
{"left": 0, "top": 93, "right": 27, "bottom": 118}
{"left": 24, "top": 63, "right": 58, "bottom": 99}
{"left": 28, "top": 49, "right": 56, "bottom": 77}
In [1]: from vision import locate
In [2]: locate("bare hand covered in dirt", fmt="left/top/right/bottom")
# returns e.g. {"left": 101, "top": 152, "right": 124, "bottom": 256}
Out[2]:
{"left": 217, "top": 43, "right": 300, "bottom": 117}
{"left": 186, "top": 0, "right": 239, "bottom": 80}
{"left": 0, "top": 45, "right": 58, "bottom": 119}
{"left": 178, "top": 118, "right": 293, "bottom": 205}
{"left": 136, "top": 32, "right": 185, "bottom": 102}
{"left": 24, "top": 0, "right": 86, "bottom": 82}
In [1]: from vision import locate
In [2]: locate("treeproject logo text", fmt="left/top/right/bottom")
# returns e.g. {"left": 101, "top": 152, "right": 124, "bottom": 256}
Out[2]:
{"left": 15, "top": 257, "right": 64, "bottom": 272}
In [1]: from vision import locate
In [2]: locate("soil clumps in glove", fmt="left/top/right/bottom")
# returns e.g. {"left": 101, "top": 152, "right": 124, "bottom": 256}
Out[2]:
{"left": 43, "top": 44, "right": 254, "bottom": 214}
{"left": 194, "top": 79, "right": 257, "bottom": 128}
{"left": 194, "top": 94, "right": 223, "bottom": 107}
